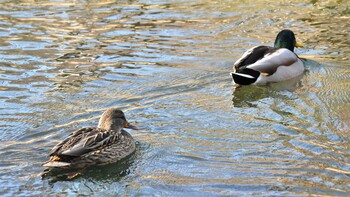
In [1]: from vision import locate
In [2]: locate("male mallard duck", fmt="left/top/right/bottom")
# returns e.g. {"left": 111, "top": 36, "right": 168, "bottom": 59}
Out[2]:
{"left": 231, "top": 29, "right": 304, "bottom": 85}
{"left": 43, "top": 108, "right": 138, "bottom": 168}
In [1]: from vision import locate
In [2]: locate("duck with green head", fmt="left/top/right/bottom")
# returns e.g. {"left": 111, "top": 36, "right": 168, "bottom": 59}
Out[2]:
{"left": 231, "top": 29, "right": 304, "bottom": 85}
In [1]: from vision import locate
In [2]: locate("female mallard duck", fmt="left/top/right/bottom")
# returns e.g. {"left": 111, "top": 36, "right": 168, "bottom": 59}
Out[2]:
{"left": 43, "top": 108, "right": 138, "bottom": 168}
{"left": 231, "top": 29, "right": 304, "bottom": 85}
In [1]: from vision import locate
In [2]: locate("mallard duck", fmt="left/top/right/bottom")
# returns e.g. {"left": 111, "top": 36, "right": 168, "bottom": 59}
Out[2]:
{"left": 230, "top": 29, "right": 304, "bottom": 85}
{"left": 43, "top": 108, "right": 139, "bottom": 168}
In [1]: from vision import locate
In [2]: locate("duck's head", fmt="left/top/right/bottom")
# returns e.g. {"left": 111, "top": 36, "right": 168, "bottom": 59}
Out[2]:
{"left": 98, "top": 108, "right": 138, "bottom": 131}
{"left": 274, "top": 29, "right": 302, "bottom": 52}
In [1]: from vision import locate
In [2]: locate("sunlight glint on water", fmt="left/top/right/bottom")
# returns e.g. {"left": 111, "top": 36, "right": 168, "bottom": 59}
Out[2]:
{"left": 0, "top": 0, "right": 349, "bottom": 196}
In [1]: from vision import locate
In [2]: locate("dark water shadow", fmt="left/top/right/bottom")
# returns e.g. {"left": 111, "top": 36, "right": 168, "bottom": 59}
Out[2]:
{"left": 42, "top": 155, "right": 134, "bottom": 184}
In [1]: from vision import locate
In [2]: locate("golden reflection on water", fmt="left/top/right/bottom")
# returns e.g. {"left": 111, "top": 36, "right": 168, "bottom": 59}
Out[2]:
{"left": 0, "top": 0, "right": 349, "bottom": 196}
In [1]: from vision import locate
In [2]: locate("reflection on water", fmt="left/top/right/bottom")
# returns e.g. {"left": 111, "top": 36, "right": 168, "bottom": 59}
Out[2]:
{"left": 0, "top": 0, "right": 349, "bottom": 196}
{"left": 232, "top": 74, "right": 304, "bottom": 107}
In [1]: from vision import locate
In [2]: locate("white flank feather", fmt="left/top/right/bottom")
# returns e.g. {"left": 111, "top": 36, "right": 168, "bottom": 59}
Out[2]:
{"left": 231, "top": 72, "right": 255, "bottom": 79}
{"left": 43, "top": 161, "right": 71, "bottom": 167}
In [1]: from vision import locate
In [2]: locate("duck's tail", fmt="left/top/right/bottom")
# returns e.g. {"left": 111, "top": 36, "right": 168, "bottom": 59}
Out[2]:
{"left": 230, "top": 68, "right": 260, "bottom": 85}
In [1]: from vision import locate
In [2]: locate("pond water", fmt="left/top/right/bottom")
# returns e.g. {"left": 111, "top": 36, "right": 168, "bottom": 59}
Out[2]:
{"left": 0, "top": 0, "right": 349, "bottom": 196}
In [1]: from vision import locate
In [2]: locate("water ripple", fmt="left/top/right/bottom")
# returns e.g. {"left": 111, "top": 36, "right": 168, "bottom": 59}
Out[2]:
{"left": 0, "top": 0, "right": 349, "bottom": 196}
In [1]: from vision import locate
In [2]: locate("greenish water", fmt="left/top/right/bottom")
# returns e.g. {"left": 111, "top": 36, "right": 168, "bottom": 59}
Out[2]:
{"left": 0, "top": 0, "right": 349, "bottom": 196}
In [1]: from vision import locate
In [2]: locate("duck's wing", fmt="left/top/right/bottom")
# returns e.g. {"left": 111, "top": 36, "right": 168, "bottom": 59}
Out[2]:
{"left": 48, "top": 127, "right": 119, "bottom": 157}
{"left": 245, "top": 48, "right": 299, "bottom": 76}
{"left": 48, "top": 128, "right": 89, "bottom": 156}
{"left": 234, "top": 46, "right": 273, "bottom": 69}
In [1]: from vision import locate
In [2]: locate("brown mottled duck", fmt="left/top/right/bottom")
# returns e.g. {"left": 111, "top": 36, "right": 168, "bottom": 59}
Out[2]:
{"left": 43, "top": 108, "right": 138, "bottom": 169}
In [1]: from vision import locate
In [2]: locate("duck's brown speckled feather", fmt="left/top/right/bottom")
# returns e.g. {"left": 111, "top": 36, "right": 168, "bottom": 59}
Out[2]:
{"left": 45, "top": 127, "right": 135, "bottom": 168}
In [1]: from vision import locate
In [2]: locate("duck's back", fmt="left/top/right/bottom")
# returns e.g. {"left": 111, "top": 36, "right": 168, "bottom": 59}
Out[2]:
{"left": 44, "top": 128, "right": 135, "bottom": 168}
{"left": 80, "top": 130, "right": 136, "bottom": 165}
{"left": 234, "top": 46, "right": 275, "bottom": 69}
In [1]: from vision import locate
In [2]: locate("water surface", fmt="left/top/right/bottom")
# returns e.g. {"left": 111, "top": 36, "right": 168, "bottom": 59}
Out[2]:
{"left": 0, "top": 0, "right": 350, "bottom": 196}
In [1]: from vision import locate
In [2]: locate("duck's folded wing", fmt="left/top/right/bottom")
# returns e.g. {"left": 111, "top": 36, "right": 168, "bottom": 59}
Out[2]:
{"left": 246, "top": 48, "right": 298, "bottom": 75}
{"left": 234, "top": 46, "right": 272, "bottom": 69}
{"left": 59, "top": 129, "right": 118, "bottom": 157}
{"left": 48, "top": 127, "right": 90, "bottom": 156}
{"left": 48, "top": 127, "right": 115, "bottom": 157}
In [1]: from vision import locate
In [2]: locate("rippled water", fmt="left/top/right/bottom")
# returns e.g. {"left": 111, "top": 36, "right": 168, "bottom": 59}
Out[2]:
{"left": 1, "top": 0, "right": 349, "bottom": 196}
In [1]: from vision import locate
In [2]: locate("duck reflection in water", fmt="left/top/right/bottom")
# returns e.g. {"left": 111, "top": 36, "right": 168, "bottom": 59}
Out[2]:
{"left": 232, "top": 74, "right": 303, "bottom": 107}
